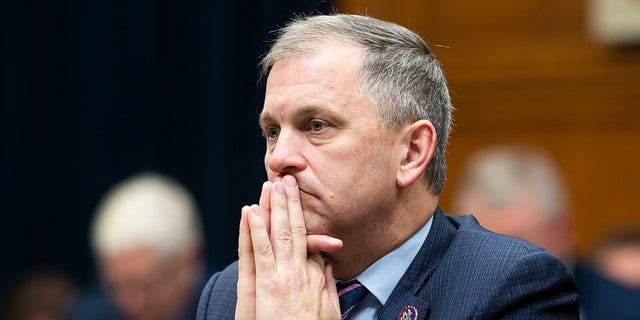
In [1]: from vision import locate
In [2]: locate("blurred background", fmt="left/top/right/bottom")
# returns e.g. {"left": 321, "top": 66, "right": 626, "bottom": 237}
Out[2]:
{"left": 343, "top": 0, "right": 640, "bottom": 258}
{"left": 1, "top": 0, "right": 639, "bottom": 318}
{"left": 0, "top": 0, "right": 332, "bottom": 314}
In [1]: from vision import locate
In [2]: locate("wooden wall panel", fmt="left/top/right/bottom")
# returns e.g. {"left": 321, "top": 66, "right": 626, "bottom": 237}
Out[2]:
{"left": 336, "top": 0, "right": 640, "bottom": 256}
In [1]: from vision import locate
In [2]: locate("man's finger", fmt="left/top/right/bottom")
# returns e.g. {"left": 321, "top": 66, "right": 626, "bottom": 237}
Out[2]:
{"left": 259, "top": 181, "right": 272, "bottom": 233}
{"left": 248, "top": 204, "right": 277, "bottom": 275}
{"left": 236, "top": 207, "right": 256, "bottom": 320}
{"left": 269, "top": 181, "right": 294, "bottom": 265}
{"left": 324, "top": 261, "right": 340, "bottom": 313}
{"left": 307, "top": 235, "right": 343, "bottom": 254}
{"left": 283, "top": 175, "right": 308, "bottom": 261}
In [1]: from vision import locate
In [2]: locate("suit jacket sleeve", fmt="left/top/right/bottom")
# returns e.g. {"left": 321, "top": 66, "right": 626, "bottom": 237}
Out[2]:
{"left": 196, "top": 262, "right": 238, "bottom": 320}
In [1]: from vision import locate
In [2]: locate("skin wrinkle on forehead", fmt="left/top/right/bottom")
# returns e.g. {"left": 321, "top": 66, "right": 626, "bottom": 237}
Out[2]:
{"left": 260, "top": 48, "right": 373, "bottom": 148}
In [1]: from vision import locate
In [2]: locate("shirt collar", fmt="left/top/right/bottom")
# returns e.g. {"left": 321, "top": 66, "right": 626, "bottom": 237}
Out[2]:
{"left": 355, "top": 216, "right": 433, "bottom": 305}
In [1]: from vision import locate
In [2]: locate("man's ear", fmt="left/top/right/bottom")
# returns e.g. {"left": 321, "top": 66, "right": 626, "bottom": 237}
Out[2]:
{"left": 397, "top": 120, "right": 437, "bottom": 187}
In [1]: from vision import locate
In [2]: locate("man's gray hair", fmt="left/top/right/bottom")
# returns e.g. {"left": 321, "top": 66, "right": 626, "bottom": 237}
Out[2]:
{"left": 261, "top": 14, "right": 453, "bottom": 195}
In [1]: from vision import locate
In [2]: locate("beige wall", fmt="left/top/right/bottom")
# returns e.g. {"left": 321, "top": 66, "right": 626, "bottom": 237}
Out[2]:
{"left": 336, "top": 0, "right": 640, "bottom": 257}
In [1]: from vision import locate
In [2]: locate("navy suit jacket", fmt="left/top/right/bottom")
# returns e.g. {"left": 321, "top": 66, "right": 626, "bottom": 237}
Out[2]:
{"left": 197, "top": 209, "right": 580, "bottom": 319}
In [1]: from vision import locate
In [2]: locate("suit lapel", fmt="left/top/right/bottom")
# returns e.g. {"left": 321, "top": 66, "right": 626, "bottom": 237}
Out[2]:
{"left": 378, "top": 208, "right": 458, "bottom": 319}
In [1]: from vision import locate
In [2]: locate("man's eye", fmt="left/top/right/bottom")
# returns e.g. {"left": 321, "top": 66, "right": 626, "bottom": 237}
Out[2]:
{"left": 266, "top": 127, "right": 280, "bottom": 139}
{"left": 310, "top": 120, "right": 327, "bottom": 132}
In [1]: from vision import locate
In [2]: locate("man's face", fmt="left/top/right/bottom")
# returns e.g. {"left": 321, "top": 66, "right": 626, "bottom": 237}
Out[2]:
{"left": 260, "top": 42, "right": 402, "bottom": 240}
{"left": 100, "top": 247, "right": 192, "bottom": 320}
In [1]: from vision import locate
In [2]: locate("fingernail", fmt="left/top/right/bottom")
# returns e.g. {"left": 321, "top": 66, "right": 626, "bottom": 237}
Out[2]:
{"left": 283, "top": 175, "right": 297, "bottom": 188}
{"left": 251, "top": 206, "right": 261, "bottom": 216}
{"left": 274, "top": 182, "right": 285, "bottom": 195}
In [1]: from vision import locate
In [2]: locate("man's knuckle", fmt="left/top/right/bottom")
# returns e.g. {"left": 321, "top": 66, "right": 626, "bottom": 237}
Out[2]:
{"left": 274, "top": 230, "right": 293, "bottom": 243}
{"left": 255, "top": 242, "right": 273, "bottom": 256}
{"left": 288, "top": 196, "right": 301, "bottom": 206}
{"left": 290, "top": 225, "right": 307, "bottom": 236}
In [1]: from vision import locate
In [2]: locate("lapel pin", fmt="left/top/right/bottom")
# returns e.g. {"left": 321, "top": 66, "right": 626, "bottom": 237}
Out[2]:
{"left": 398, "top": 305, "right": 418, "bottom": 320}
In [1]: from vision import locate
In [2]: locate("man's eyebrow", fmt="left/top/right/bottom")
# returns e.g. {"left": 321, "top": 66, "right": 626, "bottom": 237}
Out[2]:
{"left": 259, "top": 105, "right": 335, "bottom": 128}
{"left": 258, "top": 112, "right": 273, "bottom": 129}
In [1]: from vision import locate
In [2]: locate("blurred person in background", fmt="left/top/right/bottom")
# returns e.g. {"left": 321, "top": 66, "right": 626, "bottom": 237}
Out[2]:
{"left": 575, "top": 228, "right": 640, "bottom": 320}
{"left": 1, "top": 267, "right": 77, "bottom": 320}
{"left": 65, "top": 172, "right": 206, "bottom": 320}
{"left": 450, "top": 144, "right": 576, "bottom": 267}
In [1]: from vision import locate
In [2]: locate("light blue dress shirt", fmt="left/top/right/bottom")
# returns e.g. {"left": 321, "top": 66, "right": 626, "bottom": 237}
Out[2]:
{"left": 342, "top": 216, "right": 433, "bottom": 320}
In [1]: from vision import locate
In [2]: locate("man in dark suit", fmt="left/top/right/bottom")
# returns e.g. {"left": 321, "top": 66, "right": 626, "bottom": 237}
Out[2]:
{"left": 197, "top": 13, "right": 579, "bottom": 319}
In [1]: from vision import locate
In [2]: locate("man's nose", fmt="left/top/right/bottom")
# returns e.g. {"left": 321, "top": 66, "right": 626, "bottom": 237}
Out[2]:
{"left": 265, "top": 130, "right": 306, "bottom": 175}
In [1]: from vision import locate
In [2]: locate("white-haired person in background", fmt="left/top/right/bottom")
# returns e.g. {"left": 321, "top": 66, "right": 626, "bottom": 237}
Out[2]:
{"left": 66, "top": 172, "right": 206, "bottom": 320}
{"left": 450, "top": 144, "right": 576, "bottom": 268}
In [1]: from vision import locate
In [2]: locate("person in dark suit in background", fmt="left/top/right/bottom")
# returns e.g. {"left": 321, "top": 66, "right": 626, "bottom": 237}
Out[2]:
{"left": 575, "top": 228, "right": 640, "bottom": 320}
{"left": 66, "top": 173, "right": 206, "bottom": 320}
{"left": 197, "top": 13, "right": 579, "bottom": 319}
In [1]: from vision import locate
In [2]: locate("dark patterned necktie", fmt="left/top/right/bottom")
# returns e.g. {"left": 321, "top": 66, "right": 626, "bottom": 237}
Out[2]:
{"left": 336, "top": 280, "right": 369, "bottom": 319}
